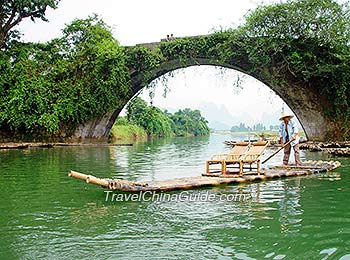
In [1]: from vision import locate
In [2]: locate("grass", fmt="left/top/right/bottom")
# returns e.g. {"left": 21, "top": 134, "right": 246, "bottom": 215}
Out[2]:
{"left": 110, "top": 124, "right": 147, "bottom": 143}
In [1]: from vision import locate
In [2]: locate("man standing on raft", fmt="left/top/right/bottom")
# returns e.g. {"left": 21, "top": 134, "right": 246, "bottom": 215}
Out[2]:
{"left": 279, "top": 111, "right": 302, "bottom": 166}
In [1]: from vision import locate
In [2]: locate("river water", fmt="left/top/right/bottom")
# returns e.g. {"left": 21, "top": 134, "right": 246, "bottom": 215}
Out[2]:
{"left": 0, "top": 134, "right": 349, "bottom": 259}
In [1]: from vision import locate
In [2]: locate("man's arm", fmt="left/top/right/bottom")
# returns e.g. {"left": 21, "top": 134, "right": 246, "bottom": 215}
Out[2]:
{"left": 291, "top": 121, "right": 299, "bottom": 140}
{"left": 279, "top": 123, "right": 284, "bottom": 145}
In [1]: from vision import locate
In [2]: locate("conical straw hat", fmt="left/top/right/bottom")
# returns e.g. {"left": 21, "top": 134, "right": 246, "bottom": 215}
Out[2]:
{"left": 279, "top": 111, "right": 294, "bottom": 121}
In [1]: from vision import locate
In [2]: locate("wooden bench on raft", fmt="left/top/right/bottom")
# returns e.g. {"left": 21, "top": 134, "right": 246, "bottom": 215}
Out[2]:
{"left": 206, "top": 141, "right": 269, "bottom": 175}
{"left": 206, "top": 142, "right": 251, "bottom": 174}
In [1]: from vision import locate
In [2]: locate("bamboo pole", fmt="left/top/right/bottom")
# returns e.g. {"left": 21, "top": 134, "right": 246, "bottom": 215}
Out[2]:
{"left": 68, "top": 170, "right": 109, "bottom": 187}
{"left": 262, "top": 139, "right": 293, "bottom": 164}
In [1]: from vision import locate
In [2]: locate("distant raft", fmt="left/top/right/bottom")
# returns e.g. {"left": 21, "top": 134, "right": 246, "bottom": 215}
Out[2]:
{"left": 68, "top": 160, "right": 341, "bottom": 192}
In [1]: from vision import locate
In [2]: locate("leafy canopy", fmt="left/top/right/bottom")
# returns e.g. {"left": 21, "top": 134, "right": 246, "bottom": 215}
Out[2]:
{"left": 234, "top": 0, "right": 350, "bottom": 138}
{"left": 124, "top": 0, "right": 350, "bottom": 139}
{"left": 125, "top": 97, "right": 210, "bottom": 137}
{"left": 241, "top": 0, "right": 350, "bottom": 49}
{"left": 1, "top": 0, "right": 350, "bottom": 140}
{"left": 0, "top": 0, "right": 60, "bottom": 49}
{"left": 0, "top": 16, "right": 131, "bottom": 139}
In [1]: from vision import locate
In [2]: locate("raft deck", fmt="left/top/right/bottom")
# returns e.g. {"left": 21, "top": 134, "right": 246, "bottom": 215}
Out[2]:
{"left": 68, "top": 160, "right": 341, "bottom": 192}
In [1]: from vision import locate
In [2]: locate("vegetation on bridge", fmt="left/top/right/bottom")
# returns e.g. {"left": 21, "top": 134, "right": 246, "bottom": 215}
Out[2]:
{"left": 0, "top": 16, "right": 131, "bottom": 140}
{"left": 0, "top": 0, "right": 349, "bottom": 140}
{"left": 127, "top": 0, "right": 350, "bottom": 139}
{"left": 234, "top": 0, "right": 350, "bottom": 139}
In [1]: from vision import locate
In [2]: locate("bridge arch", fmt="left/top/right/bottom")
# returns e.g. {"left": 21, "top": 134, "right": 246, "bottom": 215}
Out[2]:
{"left": 130, "top": 58, "right": 325, "bottom": 140}
{"left": 73, "top": 37, "right": 332, "bottom": 141}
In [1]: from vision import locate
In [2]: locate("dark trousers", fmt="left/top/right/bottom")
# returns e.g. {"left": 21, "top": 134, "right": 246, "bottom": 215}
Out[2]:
{"left": 283, "top": 143, "right": 302, "bottom": 166}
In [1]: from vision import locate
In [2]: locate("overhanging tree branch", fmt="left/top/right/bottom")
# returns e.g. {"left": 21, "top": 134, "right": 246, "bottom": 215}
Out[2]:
{"left": 0, "top": 0, "right": 60, "bottom": 49}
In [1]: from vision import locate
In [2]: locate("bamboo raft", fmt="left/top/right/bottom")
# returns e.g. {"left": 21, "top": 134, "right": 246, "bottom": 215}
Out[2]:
{"left": 68, "top": 160, "right": 341, "bottom": 192}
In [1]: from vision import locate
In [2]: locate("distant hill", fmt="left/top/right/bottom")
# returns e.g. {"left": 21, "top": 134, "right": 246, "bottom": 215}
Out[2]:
{"left": 199, "top": 101, "right": 258, "bottom": 130}
{"left": 198, "top": 102, "right": 235, "bottom": 130}
{"left": 208, "top": 120, "right": 231, "bottom": 130}
{"left": 160, "top": 101, "right": 301, "bottom": 131}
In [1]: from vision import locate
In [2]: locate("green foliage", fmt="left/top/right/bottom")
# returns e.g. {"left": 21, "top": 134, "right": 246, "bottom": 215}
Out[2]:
{"left": 114, "top": 117, "right": 129, "bottom": 126}
{"left": 170, "top": 108, "right": 210, "bottom": 137}
{"left": 2, "top": 0, "right": 350, "bottom": 140}
{"left": 124, "top": 97, "right": 209, "bottom": 138}
{"left": 233, "top": 0, "right": 350, "bottom": 139}
{"left": 125, "top": 46, "right": 164, "bottom": 86}
{"left": 0, "top": 0, "right": 60, "bottom": 49}
{"left": 110, "top": 118, "right": 147, "bottom": 142}
{"left": 126, "top": 96, "right": 148, "bottom": 123}
{"left": 124, "top": 32, "right": 231, "bottom": 90}
{"left": 124, "top": 0, "right": 350, "bottom": 139}
{"left": 126, "top": 97, "right": 173, "bottom": 137}
{"left": 241, "top": 0, "right": 350, "bottom": 48}
{"left": 0, "top": 16, "right": 131, "bottom": 138}
{"left": 158, "top": 33, "right": 230, "bottom": 61}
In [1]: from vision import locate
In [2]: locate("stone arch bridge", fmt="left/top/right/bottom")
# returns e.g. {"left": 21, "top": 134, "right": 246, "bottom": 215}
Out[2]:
{"left": 74, "top": 35, "right": 334, "bottom": 141}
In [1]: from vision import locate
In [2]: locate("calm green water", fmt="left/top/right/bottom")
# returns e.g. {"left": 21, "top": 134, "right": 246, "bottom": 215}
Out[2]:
{"left": 1, "top": 134, "right": 350, "bottom": 260}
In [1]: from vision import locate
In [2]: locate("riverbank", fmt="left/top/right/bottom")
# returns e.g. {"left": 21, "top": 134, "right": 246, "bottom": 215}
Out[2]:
{"left": 0, "top": 142, "right": 133, "bottom": 150}
{"left": 109, "top": 124, "right": 148, "bottom": 143}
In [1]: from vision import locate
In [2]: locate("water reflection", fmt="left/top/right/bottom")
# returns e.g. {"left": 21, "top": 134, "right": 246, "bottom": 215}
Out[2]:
{"left": 1, "top": 135, "right": 350, "bottom": 259}
{"left": 109, "top": 136, "right": 210, "bottom": 181}
{"left": 105, "top": 134, "right": 345, "bottom": 242}
{"left": 108, "top": 133, "right": 319, "bottom": 182}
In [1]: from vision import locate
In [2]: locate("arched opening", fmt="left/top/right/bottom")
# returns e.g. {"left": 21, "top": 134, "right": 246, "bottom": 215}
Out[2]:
{"left": 113, "top": 65, "right": 305, "bottom": 142}
{"left": 110, "top": 65, "right": 314, "bottom": 182}
{"left": 75, "top": 40, "right": 331, "bottom": 142}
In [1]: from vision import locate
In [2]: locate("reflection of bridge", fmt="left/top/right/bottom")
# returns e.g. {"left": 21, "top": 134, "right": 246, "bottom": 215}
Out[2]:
{"left": 74, "top": 35, "right": 337, "bottom": 141}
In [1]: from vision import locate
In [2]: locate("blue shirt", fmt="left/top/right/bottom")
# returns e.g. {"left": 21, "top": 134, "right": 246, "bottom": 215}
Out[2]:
{"left": 279, "top": 120, "right": 299, "bottom": 146}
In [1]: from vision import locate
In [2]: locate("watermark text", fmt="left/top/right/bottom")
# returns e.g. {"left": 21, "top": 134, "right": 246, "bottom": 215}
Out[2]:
{"left": 104, "top": 190, "right": 251, "bottom": 203}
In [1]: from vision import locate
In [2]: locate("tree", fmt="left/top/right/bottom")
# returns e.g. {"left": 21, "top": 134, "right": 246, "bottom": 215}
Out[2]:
{"left": 223, "top": 0, "right": 350, "bottom": 139}
{"left": 125, "top": 98, "right": 209, "bottom": 137}
{"left": 126, "top": 97, "right": 148, "bottom": 125}
{"left": 0, "top": 16, "right": 130, "bottom": 137}
{"left": 144, "top": 107, "right": 173, "bottom": 137}
{"left": 241, "top": 0, "right": 350, "bottom": 49}
{"left": 126, "top": 97, "right": 173, "bottom": 137}
{"left": 170, "top": 108, "right": 209, "bottom": 136}
{"left": 231, "top": 123, "right": 250, "bottom": 132}
{"left": 253, "top": 123, "right": 266, "bottom": 132}
{"left": 0, "top": 0, "right": 60, "bottom": 49}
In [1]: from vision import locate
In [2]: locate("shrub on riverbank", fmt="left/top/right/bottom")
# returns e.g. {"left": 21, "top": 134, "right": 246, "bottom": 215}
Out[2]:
{"left": 110, "top": 117, "right": 147, "bottom": 142}
{"left": 110, "top": 97, "right": 210, "bottom": 141}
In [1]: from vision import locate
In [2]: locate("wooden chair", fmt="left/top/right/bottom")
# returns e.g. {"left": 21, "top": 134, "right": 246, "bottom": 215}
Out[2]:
{"left": 206, "top": 142, "right": 250, "bottom": 174}
{"left": 224, "top": 141, "right": 269, "bottom": 175}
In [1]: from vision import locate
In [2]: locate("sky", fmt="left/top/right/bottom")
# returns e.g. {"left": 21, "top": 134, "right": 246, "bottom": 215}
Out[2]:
{"left": 18, "top": 0, "right": 292, "bottom": 128}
